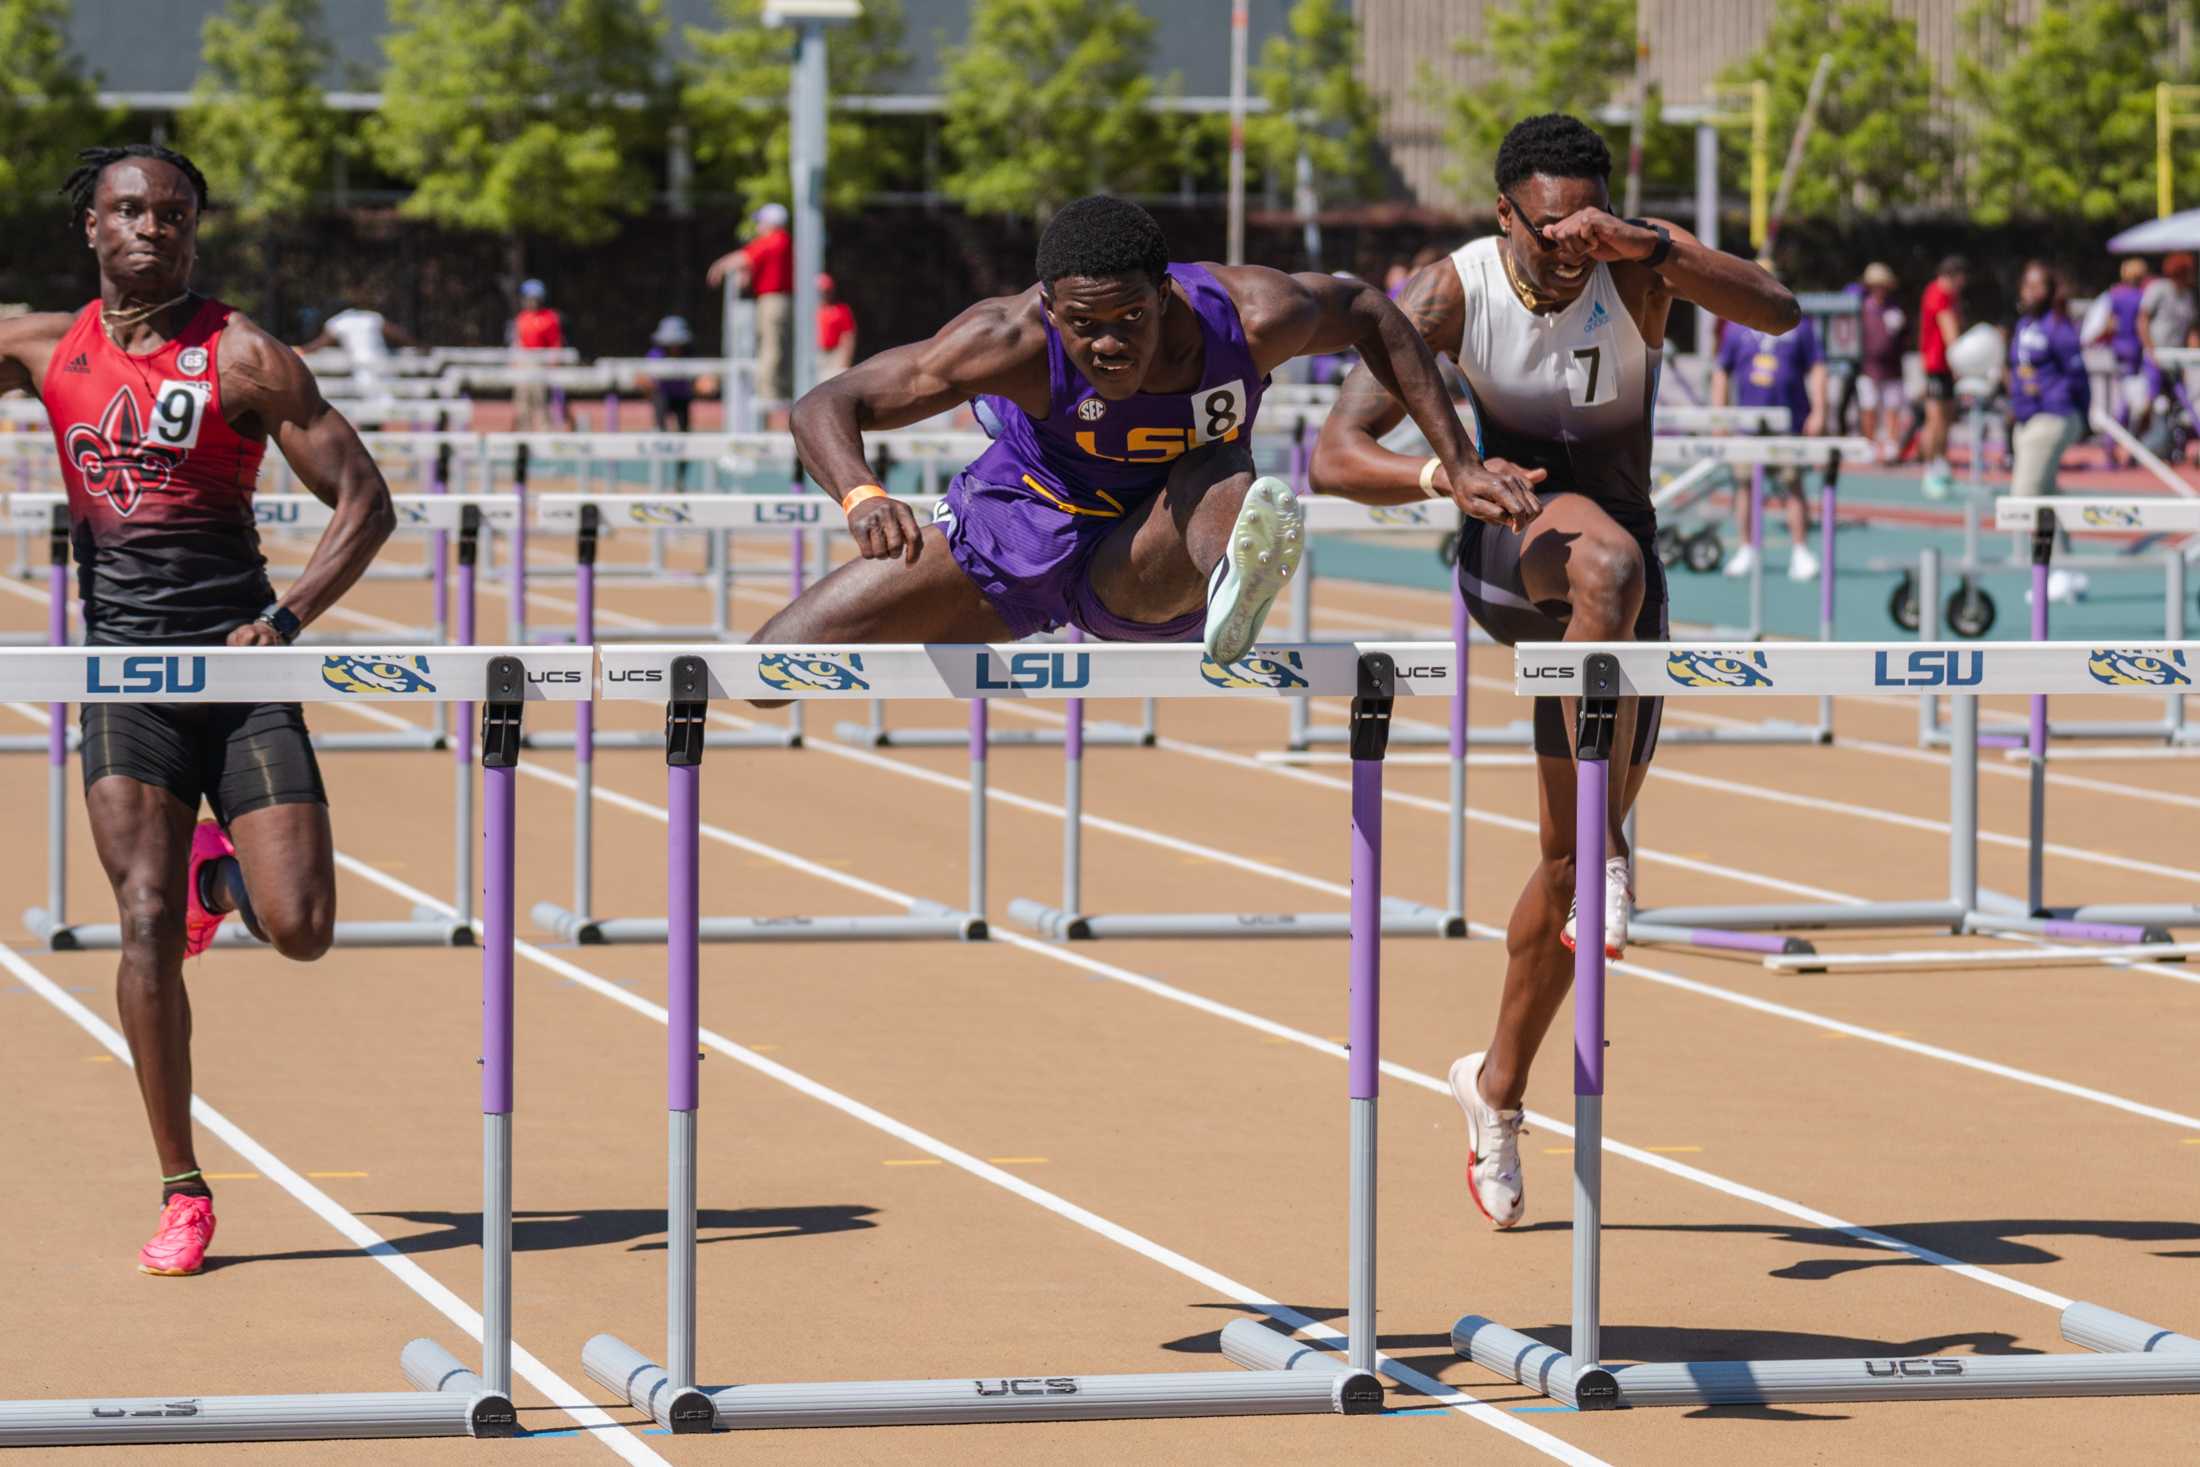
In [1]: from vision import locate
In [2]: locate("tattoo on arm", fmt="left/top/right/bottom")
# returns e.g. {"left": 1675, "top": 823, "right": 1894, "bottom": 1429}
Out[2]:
{"left": 1394, "top": 262, "right": 1463, "bottom": 357}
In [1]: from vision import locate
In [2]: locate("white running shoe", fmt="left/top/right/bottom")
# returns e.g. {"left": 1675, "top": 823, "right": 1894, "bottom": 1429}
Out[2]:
{"left": 1920, "top": 465, "right": 1952, "bottom": 500}
{"left": 1787, "top": 540, "right": 1820, "bottom": 581}
{"left": 1448, "top": 1052, "right": 1525, "bottom": 1229}
{"left": 1721, "top": 542, "right": 1759, "bottom": 578}
{"left": 1560, "top": 855, "right": 1633, "bottom": 959}
{"left": 1203, "top": 477, "right": 1303, "bottom": 666}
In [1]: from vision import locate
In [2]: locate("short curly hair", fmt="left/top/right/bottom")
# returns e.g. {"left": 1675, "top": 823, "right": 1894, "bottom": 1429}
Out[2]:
{"left": 1035, "top": 195, "right": 1170, "bottom": 288}
{"left": 1494, "top": 114, "right": 1612, "bottom": 194}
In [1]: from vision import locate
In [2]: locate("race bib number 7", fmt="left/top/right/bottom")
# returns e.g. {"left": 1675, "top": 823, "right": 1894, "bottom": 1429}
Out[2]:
{"left": 1566, "top": 347, "right": 1616, "bottom": 409}
{"left": 149, "top": 381, "right": 210, "bottom": 451}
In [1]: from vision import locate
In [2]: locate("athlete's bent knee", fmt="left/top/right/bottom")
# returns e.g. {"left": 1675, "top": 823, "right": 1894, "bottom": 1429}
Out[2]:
{"left": 116, "top": 882, "right": 185, "bottom": 967}
{"left": 1569, "top": 535, "right": 1645, "bottom": 633}
{"left": 260, "top": 894, "right": 335, "bottom": 962}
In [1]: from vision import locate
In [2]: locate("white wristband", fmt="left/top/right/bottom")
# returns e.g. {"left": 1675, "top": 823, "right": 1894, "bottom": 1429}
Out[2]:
{"left": 1418, "top": 456, "right": 1444, "bottom": 498}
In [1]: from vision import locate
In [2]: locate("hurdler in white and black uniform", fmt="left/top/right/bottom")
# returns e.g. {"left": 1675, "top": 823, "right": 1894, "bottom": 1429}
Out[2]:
{"left": 1311, "top": 114, "right": 1797, "bottom": 1233}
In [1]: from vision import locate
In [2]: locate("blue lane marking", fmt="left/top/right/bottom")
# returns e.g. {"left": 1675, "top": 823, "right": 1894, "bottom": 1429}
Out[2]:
{"left": 1386, "top": 1406, "right": 1452, "bottom": 1417}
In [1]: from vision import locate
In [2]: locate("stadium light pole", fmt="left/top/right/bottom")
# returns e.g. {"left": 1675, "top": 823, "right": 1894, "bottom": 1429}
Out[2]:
{"left": 765, "top": 0, "right": 861, "bottom": 402}
{"left": 1227, "top": 0, "right": 1249, "bottom": 265}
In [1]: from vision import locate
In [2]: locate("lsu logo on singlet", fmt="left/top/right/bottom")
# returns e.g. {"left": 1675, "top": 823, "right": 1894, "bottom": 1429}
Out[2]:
{"left": 322, "top": 655, "right": 437, "bottom": 695}
{"left": 1666, "top": 649, "right": 1774, "bottom": 689}
{"left": 757, "top": 653, "right": 869, "bottom": 693}
{"left": 2087, "top": 648, "right": 2191, "bottom": 687}
{"left": 1201, "top": 651, "right": 1309, "bottom": 691}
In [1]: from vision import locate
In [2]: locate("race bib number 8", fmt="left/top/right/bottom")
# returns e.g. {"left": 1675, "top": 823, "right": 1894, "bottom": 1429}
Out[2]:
{"left": 1191, "top": 379, "right": 1249, "bottom": 445}
{"left": 150, "top": 381, "right": 211, "bottom": 451}
{"left": 1566, "top": 347, "right": 1616, "bottom": 409}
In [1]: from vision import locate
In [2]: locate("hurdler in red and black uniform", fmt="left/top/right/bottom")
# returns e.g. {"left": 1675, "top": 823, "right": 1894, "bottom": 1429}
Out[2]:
{"left": 0, "top": 144, "right": 396, "bottom": 1278}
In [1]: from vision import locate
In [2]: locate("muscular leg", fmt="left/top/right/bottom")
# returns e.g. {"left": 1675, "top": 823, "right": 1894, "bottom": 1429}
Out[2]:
{"left": 86, "top": 776, "right": 201, "bottom": 1185}
{"left": 217, "top": 802, "right": 337, "bottom": 961}
{"left": 1481, "top": 496, "right": 1652, "bottom": 1109}
{"left": 1084, "top": 441, "right": 1256, "bottom": 624}
{"left": 753, "top": 523, "right": 1014, "bottom": 644}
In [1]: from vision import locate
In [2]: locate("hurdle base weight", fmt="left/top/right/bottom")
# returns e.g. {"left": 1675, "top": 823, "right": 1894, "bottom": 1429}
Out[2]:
{"left": 1453, "top": 1312, "right": 2200, "bottom": 1407}
{"left": 531, "top": 900, "right": 985, "bottom": 945}
{"left": 24, "top": 909, "right": 474, "bottom": 952}
{"left": 1006, "top": 897, "right": 1464, "bottom": 941}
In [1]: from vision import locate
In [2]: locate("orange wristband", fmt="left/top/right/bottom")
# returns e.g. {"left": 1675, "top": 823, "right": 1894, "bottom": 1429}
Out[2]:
{"left": 839, "top": 484, "right": 888, "bottom": 514}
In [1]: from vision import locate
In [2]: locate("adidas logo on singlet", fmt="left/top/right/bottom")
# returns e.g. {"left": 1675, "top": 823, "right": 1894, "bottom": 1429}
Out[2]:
{"left": 61, "top": 353, "right": 90, "bottom": 374}
{"left": 1583, "top": 301, "right": 1611, "bottom": 336}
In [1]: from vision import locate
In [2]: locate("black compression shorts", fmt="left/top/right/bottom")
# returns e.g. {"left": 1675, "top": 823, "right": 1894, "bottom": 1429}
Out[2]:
{"left": 81, "top": 700, "right": 326, "bottom": 826}
{"left": 1455, "top": 501, "right": 1667, "bottom": 763}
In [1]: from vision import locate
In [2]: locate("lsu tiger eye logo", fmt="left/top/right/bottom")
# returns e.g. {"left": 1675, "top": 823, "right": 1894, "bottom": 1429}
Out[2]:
{"left": 1666, "top": 649, "right": 1774, "bottom": 689}
{"left": 758, "top": 653, "right": 869, "bottom": 692}
{"left": 1201, "top": 650, "right": 1310, "bottom": 690}
{"left": 2078, "top": 505, "right": 2142, "bottom": 528}
{"left": 1367, "top": 504, "right": 1436, "bottom": 527}
{"left": 322, "top": 654, "right": 436, "bottom": 695}
{"left": 2087, "top": 648, "right": 2191, "bottom": 687}
{"left": 625, "top": 503, "right": 693, "bottom": 525}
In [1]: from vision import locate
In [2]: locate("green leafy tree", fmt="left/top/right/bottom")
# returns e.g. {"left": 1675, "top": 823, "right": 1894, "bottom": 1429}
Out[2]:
{"left": 1959, "top": 0, "right": 2191, "bottom": 224}
{"left": 0, "top": 0, "right": 116, "bottom": 216}
{"left": 1719, "top": 0, "right": 1944, "bottom": 222}
{"left": 182, "top": 0, "right": 341, "bottom": 224}
{"left": 368, "top": 0, "right": 665, "bottom": 266}
{"left": 1246, "top": 0, "right": 1386, "bottom": 205}
{"left": 1437, "top": 0, "right": 1640, "bottom": 203}
{"left": 682, "top": 0, "right": 907, "bottom": 215}
{"left": 939, "top": 0, "right": 1169, "bottom": 219}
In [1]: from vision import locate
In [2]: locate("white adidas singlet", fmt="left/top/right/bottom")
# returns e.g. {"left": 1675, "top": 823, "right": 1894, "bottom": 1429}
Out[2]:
{"left": 1446, "top": 235, "right": 1659, "bottom": 531}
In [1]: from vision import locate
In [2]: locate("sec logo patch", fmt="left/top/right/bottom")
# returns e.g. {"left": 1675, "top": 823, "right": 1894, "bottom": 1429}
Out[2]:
{"left": 1076, "top": 397, "right": 1106, "bottom": 422}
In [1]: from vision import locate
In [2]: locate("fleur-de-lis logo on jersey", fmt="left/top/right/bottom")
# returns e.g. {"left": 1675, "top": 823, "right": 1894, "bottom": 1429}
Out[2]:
{"left": 63, "top": 388, "right": 177, "bottom": 518}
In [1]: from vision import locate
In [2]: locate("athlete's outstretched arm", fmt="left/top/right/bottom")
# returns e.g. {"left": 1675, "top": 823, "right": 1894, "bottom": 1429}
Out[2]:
{"left": 1228, "top": 264, "right": 1541, "bottom": 529}
{"left": 220, "top": 318, "right": 396, "bottom": 644}
{"left": 1297, "top": 263, "right": 1545, "bottom": 527}
{"left": 790, "top": 296, "right": 1043, "bottom": 564}
{"left": 1543, "top": 210, "right": 1797, "bottom": 337}
{"left": 0, "top": 314, "right": 74, "bottom": 395}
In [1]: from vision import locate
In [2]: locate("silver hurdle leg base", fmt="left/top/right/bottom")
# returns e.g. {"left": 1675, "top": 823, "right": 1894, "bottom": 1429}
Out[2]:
{"left": 1632, "top": 900, "right": 1966, "bottom": 934}
{"left": 2061, "top": 1303, "right": 2200, "bottom": 1355}
{"left": 24, "top": 911, "right": 474, "bottom": 951}
{"left": 0, "top": 1341, "right": 512, "bottom": 1447}
{"left": 583, "top": 1333, "right": 1369, "bottom": 1430}
{"left": 530, "top": 901, "right": 986, "bottom": 945}
{"left": 1626, "top": 920, "right": 1818, "bottom": 957}
{"left": 1453, "top": 1313, "right": 2200, "bottom": 1407}
{"left": 308, "top": 730, "right": 449, "bottom": 752}
{"left": 1004, "top": 896, "right": 1466, "bottom": 941}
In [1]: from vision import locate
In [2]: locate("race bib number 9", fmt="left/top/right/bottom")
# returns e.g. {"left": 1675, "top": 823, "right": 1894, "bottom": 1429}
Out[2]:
{"left": 1566, "top": 347, "right": 1616, "bottom": 408}
{"left": 149, "top": 381, "right": 211, "bottom": 451}
{"left": 1190, "top": 379, "right": 1249, "bottom": 445}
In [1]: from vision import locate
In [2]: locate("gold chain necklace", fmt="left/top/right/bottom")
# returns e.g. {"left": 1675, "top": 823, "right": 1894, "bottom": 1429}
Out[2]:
{"left": 101, "top": 291, "right": 194, "bottom": 347}
{"left": 1498, "top": 243, "right": 1560, "bottom": 314}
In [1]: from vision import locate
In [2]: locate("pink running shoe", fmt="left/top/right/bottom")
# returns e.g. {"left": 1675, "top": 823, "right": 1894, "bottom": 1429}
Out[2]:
{"left": 183, "top": 820, "right": 235, "bottom": 958}
{"left": 138, "top": 1193, "right": 217, "bottom": 1276}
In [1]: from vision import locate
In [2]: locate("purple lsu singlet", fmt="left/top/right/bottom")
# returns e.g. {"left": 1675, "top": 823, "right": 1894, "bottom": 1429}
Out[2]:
{"left": 940, "top": 262, "right": 1268, "bottom": 639}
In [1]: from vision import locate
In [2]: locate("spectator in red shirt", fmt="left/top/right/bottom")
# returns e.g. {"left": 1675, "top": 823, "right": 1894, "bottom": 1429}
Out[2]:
{"left": 1918, "top": 255, "right": 1966, "bottom": 497}
{"left": 509, "top": 277, "right": 567, "bottom": 430}
{"left": 816, "top": 273, "right": 856, "bottom": 379}
{"left": 707, "top": 202, "right": 793, "bottom": 407}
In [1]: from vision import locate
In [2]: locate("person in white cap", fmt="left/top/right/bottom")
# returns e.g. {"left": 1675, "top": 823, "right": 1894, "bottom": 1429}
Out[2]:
{"left": 708, "top": 202, "right": 793, "bottom": 412}
{"left": 640, "top": 314, "right": 698, "bottom": 487}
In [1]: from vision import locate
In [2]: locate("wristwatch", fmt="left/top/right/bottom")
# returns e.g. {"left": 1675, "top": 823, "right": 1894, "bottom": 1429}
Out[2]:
{"left": 256, "top": 604, "right": 302, "bottom": 644}
{"left": 1627, "top": 218, "right": 1673, "bottom": 270}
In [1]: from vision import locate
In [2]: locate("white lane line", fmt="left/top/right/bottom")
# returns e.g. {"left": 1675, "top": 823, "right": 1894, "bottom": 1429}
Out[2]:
{"left": 0, "top": 942, "right": 671, "bottom": 1465}
{"left": 464, "top": 765, "right": 2109, "bottom": 1321}
{"left": 325, "top": 853, "right": 1601, "bottom": 1462}
{"left": 689, "top": 709, "right": 2200, "bottom": 1132}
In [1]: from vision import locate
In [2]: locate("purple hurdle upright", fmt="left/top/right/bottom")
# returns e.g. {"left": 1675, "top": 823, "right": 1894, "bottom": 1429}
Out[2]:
{"left": 477, "top": 658, "right": 524, "bottom": 1398}
{"left": 44, "top": 506, "right": 67, "bottom": 926}
{"left": 1343, "top": 654, "right": 1391, "bottom": 1372}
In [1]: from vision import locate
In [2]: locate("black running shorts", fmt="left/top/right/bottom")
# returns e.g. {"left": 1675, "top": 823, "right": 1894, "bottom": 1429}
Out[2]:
{"left": 80, "top": 700, "right": 327, "bottom": 826}
{"left": 1455, "top": 503, "right": 1667, "bottom": 763}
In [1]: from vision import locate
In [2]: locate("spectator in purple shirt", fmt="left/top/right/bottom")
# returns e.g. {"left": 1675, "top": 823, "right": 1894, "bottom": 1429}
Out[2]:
{"left": 2009, "top": 261, "right": 2092, "bottom": 602}
{"left": 2085, "top": 257, "right": 2149, "bottom": 444}
{"left": 1713, "top": 270, "right": 1827, "bottom": 581}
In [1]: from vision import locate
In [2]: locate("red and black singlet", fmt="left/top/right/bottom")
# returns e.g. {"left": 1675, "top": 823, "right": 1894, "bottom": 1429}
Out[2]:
{"left": 41, "top": 298, "right": 273, "bottom": 644}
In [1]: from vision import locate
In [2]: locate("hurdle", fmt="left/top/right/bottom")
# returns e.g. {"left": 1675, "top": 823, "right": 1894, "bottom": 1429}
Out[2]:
{"left": 22, "top": 628, "right": 565, "bottom": 953}
{"left": 1450, "top": 640, "right": 2200, "bottom": 1409}
{"left": 530, "top": 641, "right": 987, "bottom": 945}
{"left": 580, "top": 640, "right": 1435, "bottom": 1429}
{"left": 0, "top": 645, "right": 587, "bottom": 1445}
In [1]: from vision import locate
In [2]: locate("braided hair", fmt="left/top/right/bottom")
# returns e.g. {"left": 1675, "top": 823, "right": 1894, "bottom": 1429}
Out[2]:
{"left": 61, "top": 145, "right": 212, "bottom": 228}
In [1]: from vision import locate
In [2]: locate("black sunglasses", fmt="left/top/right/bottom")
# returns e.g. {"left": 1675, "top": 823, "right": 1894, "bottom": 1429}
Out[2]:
{"left": 1501, "top": 193, "right": 1557, "bottom": 252}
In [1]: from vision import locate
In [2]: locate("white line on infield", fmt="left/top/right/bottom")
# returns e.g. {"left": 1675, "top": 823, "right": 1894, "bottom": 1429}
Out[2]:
{"left": 0, "top": 942, "right": 673, "bottom": 1466}
{"left": 322, "top": 848, "right": 1605, "bottom": 1464}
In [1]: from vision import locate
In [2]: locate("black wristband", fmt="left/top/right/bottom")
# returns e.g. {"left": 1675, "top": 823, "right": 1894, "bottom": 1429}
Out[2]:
{"left": 1627, "top": 219, "right": 1672, "bottom": 270}
{"left": 257, "top": 604, "right": 302, "bottom": 644}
